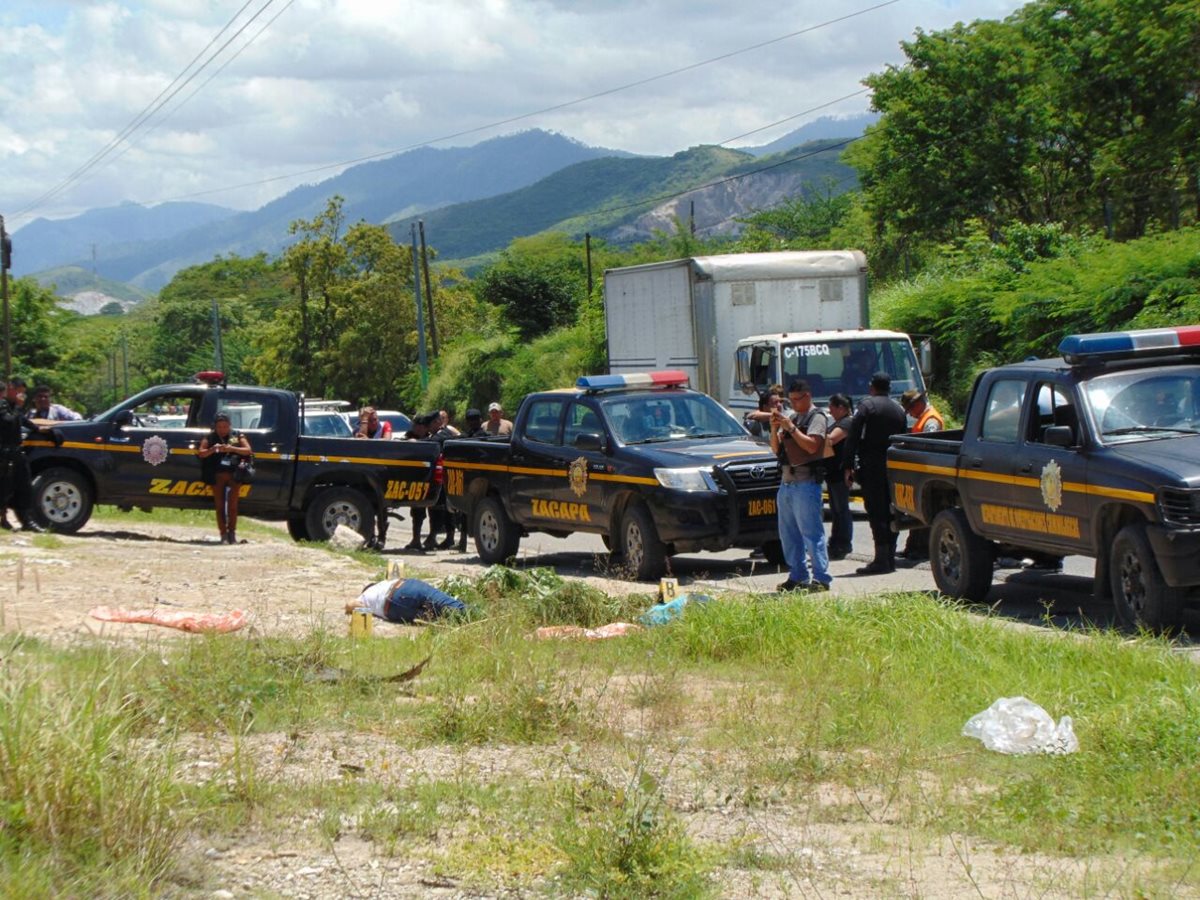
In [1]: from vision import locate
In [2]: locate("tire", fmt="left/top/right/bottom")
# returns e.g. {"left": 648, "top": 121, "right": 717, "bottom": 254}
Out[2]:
{"left": 929, "top": 508, "right": 993, "bottom": 601}
{"left": 1110, "top": 523, "right": 1184, "bottom": 633}
{"left": 620, "top": 503, "right": 668, "bottom": 581}
{"left": 31, "top": 467, "right": 94, "bottom": 533}
{"left": 762, "top": 540, "right": 786, "bottom": 566}
{"left": 474, "top": 496, "right": 520, "bottom": 564}
{"left": 303, "top": 487, "right": 372, "bottom": 542}
{"left": 286, "top": 516, "right": 310, "bottom": 542}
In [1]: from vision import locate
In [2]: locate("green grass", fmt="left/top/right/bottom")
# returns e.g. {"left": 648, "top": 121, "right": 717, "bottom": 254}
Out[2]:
{"left": 3, "top": 568, "right": 1198, "bottom": 894}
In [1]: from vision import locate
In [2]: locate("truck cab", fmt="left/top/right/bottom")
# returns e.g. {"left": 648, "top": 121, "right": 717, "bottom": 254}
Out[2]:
{"left": 443, "top": 371, "right": 782, "bottom": 579}
{"left": 887, "top": 326, "right": 1200, "bottom": 631}
{"left": 735, "top": 329, "right": 929, "bottom": 412}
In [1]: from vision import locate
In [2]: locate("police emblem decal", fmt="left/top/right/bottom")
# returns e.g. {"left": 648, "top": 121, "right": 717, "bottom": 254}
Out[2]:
{"left": 142, "top": 435, "right": 170, "bottom": 466}
{"left": 568, "top": 456, "right": 589, "bottom": 498}
{"left": 1040, "top": 459, "right": 1063, "bottom": 511}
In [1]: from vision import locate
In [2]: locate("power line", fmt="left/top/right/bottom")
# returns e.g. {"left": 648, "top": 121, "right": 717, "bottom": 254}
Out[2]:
{"left": 102, "top": 0, "right": 299, "bottom": 174}
{"left": 15, "top": 0, "right": 285, "bottom": 219}
{"left": 150, "top": 1, "right": 900, "bottom": 204}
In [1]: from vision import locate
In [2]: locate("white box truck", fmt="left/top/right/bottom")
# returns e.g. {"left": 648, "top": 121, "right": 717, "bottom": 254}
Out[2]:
{"left": 603, "top": 250, "right": 928, "bottom": 414}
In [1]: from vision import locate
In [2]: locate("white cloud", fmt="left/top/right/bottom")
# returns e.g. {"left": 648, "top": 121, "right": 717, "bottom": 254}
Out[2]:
{"left": 0, "top": 0, "right": 1028, "bottom": 225}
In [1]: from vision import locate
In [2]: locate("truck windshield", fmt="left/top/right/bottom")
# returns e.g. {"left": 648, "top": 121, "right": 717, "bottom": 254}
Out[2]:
{"left": 602, "top": 392, "right": 746, "bottom": 444}
{"left": 777, "top": 338, "right": 921, "bottom": 402}
{"left": 1083, "top": 365, "right": 1200, "bottom": 443}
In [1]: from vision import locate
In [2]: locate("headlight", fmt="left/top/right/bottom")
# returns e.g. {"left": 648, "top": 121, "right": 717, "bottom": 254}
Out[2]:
{"left": 654, "top": 467, "right": 718, "bottom": 492}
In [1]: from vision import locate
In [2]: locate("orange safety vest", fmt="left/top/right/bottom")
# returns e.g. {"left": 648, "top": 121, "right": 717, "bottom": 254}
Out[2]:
{"left": 912, "top": 405, "right": 944, "bottom": 433}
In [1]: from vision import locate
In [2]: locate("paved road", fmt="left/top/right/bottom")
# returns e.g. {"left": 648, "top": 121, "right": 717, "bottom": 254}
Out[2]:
{"left": 409, "top": 505, "right": 1143, "bottom": 627}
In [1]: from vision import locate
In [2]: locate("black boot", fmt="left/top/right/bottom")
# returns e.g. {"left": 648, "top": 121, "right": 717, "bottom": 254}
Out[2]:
{"left": 856, "top": 542, "right": 894, "bottom": 575}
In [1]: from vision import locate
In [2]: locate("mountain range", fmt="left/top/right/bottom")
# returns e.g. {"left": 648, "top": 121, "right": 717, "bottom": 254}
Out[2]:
{"left": 15, "top": 114, "right": 874, "bottom": 299}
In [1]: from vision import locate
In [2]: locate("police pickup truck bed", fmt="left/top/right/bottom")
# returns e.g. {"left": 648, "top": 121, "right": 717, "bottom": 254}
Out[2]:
{"left": 887, "top": 327, "right": 1200, "bottom": 630}
{"left": 443, "top": 371, "right": 781, "bottom": 579}
{"left": 23, "top": 374, "right": 440, "bottom": 542}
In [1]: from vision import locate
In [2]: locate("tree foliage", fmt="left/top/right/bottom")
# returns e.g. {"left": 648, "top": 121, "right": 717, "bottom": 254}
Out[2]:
{"left": 251, "top": 196, "right": 481, "bottom": 408}
{"left": 849, "top": 0, "right": 1200, "bottom": 272}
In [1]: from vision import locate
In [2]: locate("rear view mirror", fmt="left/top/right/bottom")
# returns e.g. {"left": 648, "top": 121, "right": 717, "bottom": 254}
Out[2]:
{"left": 575, "top": 432, "right": 605, "bottom": 452}
{"left": 1043, "top": 425, "right": 1074, "bottom": 447}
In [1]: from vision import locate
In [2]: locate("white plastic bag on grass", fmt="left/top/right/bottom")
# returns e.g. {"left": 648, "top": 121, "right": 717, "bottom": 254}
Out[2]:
{"left": 962, "top": 696, "right": 1079, "bottom": 755}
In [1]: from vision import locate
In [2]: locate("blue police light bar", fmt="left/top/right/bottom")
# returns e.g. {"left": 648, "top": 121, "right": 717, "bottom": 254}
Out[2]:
{"left": 1059, "top": 326, "right": 1200, "bottom": 364}
{"left": 577, "top": 370, "right": 690, "bottom": 392}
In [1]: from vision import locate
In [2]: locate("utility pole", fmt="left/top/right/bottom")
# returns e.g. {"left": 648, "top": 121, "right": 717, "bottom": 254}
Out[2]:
{"left": 585, "top": 232, "right": 593, "bottom": 297}
{"left": 418, "top": 221, "right": 439, "bottom": 358}
{"left": 689, "top": 200, "right": 696, "bottom": 236}
{"left": 120, "top": 332, "right": 129, "bottom": 397}
{"left": 1, "top": 214, "right": 11, "bottom": 381}
{"left": 211, "top": 298, "right": 224, "bottom": 372}
{"left": 411, "top": 225, "right": 428, "bottom": 388}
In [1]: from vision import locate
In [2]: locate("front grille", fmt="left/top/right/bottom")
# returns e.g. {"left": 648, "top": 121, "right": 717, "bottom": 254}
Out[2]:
{"left": 723, "top": 460, "right": 781, "bottom": 492}
{"left": 1159, "top": 488, "right": 1200, "bottom": 527}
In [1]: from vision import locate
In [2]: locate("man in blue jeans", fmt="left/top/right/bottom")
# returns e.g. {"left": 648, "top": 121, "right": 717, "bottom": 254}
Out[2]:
{"left": 346, "top": 578, "right": 467, "bottom": 622}
{"left": 769, "top": 379, "right": 832, "bottom": 593}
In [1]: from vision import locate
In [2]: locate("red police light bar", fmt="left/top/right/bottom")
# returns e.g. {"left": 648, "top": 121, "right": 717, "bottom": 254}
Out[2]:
{"left": 195, "top": 371, "right": 226, "bottom": 386}
{"left": 576, "top": 370, "right": 690, "bottom": 391}
{"left": 1059, "top": 326, "right": 1200, "bottom": 364}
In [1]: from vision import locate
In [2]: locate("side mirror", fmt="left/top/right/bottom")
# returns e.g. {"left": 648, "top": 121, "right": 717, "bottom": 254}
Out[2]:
{"left": 114, "top": 410, "right": 134, "bottom": 427}
{"left": 574, "top": 432, "right": 605, "bottom": 452}
{"left": 919, "top": 338, "right": 934, "bottom": 377}
{"left": 1043, "top": 425, "right": 1074, "bottom": 447}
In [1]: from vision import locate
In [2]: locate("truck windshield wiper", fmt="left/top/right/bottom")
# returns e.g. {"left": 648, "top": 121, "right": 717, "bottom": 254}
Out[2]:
{"left": 1103, "top": 425, "right": 1200, "bottom": 436}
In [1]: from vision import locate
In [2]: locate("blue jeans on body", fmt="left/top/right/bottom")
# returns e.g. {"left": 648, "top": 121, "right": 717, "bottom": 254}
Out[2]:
{"left": 383, "top": 579, "right": 467, "bottom": 622}
{"left": 777, "top": 480, "right": 831, "bottom": 586}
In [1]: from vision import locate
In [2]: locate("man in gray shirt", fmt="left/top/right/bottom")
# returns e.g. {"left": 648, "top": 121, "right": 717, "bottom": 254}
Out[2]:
{"left": 769, "top": 379, "right": 831, "bottom": 592}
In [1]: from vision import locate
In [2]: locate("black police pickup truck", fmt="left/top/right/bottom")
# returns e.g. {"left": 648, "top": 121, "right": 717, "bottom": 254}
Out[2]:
{"left": 23, "top": 373, "right": 440, "bottom": 542}
{"left": 888, "top": 326, "right": 1200, "bottom": 631}
{"left": 442, "top": 370, "right": 782, "bottom": 579}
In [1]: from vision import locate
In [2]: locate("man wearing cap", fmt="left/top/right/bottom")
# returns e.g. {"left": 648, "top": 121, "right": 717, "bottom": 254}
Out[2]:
{"left": 842, "top": 372, "right": 907, "bottom": 574}
{"left": 401, "top": 415, "right": 435, "bottom": 551}
{"left": 484, "top": 402, "right": 513, "bottom": 437}
{"left": 898, "top": 389, "right": 944, "bottom": 561}
{"left": 900, "top": 389, "right": 944, "bottom": 434}
{"left": 461, "top": 408, "right": 487, "bottom": 438}
{"left": 425, "top": 411, "right": 459, "bottom": 550}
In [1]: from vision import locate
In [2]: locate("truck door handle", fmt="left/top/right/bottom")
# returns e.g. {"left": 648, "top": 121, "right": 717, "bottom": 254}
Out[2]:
{"left": 968, "top": 456, "right": 983, "bottom": 468}
{"left": 1019, "top": 462, "right": 1033, "bottom": 473}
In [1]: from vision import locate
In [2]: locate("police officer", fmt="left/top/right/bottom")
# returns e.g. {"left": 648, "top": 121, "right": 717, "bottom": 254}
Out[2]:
{"left": 898, "top": 389, "right": 944, "bottom": 561}
{"left": 841, "top": 372, "right": 907, "bottom": 574}
{"left": 1, "top": 377, "right": 56, "bottom": 532}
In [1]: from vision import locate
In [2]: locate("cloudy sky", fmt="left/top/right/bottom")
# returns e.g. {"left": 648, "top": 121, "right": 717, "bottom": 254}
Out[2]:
{"left": 1, "top": 0, "right": 1026, "bottom": 228}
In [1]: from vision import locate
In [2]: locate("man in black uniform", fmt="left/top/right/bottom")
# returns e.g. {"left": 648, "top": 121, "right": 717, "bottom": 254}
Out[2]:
{"left": 1, "top": 377, "right": 56, "bottom": 532}
{"left": 841, "top": 372, "right": 907, "bottom": 574}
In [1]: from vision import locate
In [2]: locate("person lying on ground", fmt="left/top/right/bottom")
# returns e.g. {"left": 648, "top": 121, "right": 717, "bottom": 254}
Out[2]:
{"left": 345, "top": 577, "right": 467, "bottom": 623}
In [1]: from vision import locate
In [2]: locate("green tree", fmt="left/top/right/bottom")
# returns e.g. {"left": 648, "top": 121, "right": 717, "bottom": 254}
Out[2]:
{"left": 848, "top": 0, "right": 1200, "bottom": 274}
{"left": 147, "top": 254, "right": 286, "bottom": 384}
{"left": 474, "top": 233, "right": 589, "bottom": 339}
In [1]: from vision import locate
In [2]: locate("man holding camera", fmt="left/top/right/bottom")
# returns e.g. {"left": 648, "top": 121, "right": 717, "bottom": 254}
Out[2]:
{"left": 769, "top": 379, "right": 832, "bottom": 593}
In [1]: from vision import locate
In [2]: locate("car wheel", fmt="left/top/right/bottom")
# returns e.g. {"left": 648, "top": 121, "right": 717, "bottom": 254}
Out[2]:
{"left": 286, "top": 516, "right": 310, "bottom": 542}
{"left": 1110, "top": 523, "right": 1183, "bottom": 633}
{"left": 929, "top": 508, "right": 993, "bottom": 601}
{"left": 621, "top": 503, "right": 668, "bottom": 581}
{"left": 31, "top": 467, "right": 94, "bottom": 533}
{"left": 474, "top": 496, "right": 520, "bottom": 564}
{"left": 304, "top": 487, "right": 371, "bottom": 542}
